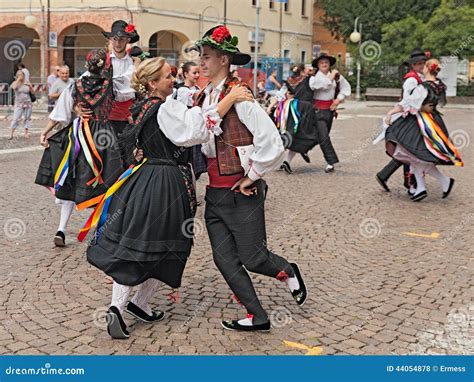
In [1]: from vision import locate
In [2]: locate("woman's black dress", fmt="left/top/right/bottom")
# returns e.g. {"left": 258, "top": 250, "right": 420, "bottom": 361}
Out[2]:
{"left": 35, "top": 73, "right": 122, "bottom": 205}
{"left": 86, "top": 97, "right": 197, "bottom": 288}
{"left": 385, "top": 80, "right": 453, "bottom": 165}
{"left": 282, "top": 75, "right": 319, "bottom": 153}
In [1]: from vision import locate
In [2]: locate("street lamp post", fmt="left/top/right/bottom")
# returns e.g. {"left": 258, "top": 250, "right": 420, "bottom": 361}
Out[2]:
{"left": 350, "top": 17, "right": 362, "bottom": 101}
{"left": 253, "top": 0, "right": 260, "bottom": 96}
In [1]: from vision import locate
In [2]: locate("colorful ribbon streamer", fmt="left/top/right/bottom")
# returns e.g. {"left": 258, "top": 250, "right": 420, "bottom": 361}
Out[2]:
{"left": 77, "top": 159, "right": 147, "bottom": 242}
{"left": 416, "top": 112, "right": 463, "bottom": 167}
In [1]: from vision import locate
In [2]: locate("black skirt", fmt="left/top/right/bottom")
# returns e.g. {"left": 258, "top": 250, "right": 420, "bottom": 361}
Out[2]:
{"left": 86, "top": 160, "right": 196, "bottom": 287}
{"left": 286, "top": 100, "right": 319, "bottom": 154}
{"left": 385, "top": 111, "right": 452, "bottom": 165}
{"left": 35, "top": 120, "right": 123, "bottom": 204}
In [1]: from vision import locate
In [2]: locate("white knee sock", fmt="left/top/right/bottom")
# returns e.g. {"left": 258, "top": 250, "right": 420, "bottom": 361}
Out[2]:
{"left": 425, "top": 165, "right": 450, "bottom": 192}
{"left": 286, "top": 150, "right": 297, "bottom": 165}
{"left": 57, "top": 200, "right": 75, "bottom": 233}
{"left": 111, "top": 282, "right": 132, "bottom": 313}
{"left": 131, "top": 278, "right": 162, "bottom": 316}
{"left": 411, "top": 165, "right": 427, "bottom": 194}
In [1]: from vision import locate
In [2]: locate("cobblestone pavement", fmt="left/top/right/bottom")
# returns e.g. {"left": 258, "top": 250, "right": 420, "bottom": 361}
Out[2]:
{"left": 1, "top": 104, "right": 472, "bottom": 355}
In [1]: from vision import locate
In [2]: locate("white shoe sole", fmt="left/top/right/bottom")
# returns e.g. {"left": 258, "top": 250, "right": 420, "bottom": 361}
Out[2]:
{"left": 106, "top": 312, "right": 129, "bottom": 339}
{"left": 53, "top": 236, "right": 66, "bottom": 247}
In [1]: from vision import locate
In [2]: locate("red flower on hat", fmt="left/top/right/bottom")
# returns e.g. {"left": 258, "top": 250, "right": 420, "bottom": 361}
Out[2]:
{"left": 211, "top": 26, "right": 231, "bottom": 44}
{"left": 125, "top": 24, "right": 135, "bottom": 33}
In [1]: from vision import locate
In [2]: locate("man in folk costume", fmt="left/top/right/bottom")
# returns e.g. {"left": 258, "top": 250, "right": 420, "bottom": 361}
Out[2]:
{"left": 194, "top": 26, "right": 307, "bottom": 331}
{"left": 309, "top": 54, "right": 351, "bottom": 173}
{"left": 375, "top": 48, "right": 428, "bottom": 192}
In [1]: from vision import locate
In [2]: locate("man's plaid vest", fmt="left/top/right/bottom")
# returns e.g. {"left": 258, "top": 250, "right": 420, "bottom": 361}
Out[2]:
{"left": 196, "top": 75, "right": 254, "bottom": 176}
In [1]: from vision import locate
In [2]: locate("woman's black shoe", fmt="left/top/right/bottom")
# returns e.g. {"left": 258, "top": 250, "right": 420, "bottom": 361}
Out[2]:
{"left": 411, "top": 190, "right": 428, "bottom": 202}
{"left": 106, "top": 306, "right": 130, "bottom": 339}
{"left": 221, "top": 320, "right": 271, "bottom": 332}
{"left": 125, "top": 302, "right": 165, "bottom": 323}
{"left": 54, "top": 231, "right": 66, "bottom": 247}
{"left": 442, "top": 178, "right": 455, "bottom": 199}
{"left": 281, "top": 161, "right": 293, "bottom": 174}
{"left": 290, "top": 263, "right": 308, "bottom": 306}
{"left": 301, "top": 153, "right": 311, "bottom": 163}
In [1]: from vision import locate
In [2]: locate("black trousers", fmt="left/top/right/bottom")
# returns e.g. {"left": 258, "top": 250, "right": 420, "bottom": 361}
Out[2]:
{"left": 110, "top": 120, "right": 129, "bottom": 171}
{"left": 377, "top": 159, "right": 416, "bottom": 189}
{"left": 316, "top": 109, "right": 339, "bottom": 165}
{"left": 204, "top": 180, "right": 294, "bottom": 324}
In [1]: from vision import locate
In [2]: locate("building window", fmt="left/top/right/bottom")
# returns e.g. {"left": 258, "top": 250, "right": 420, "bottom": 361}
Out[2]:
{"left": 301, "top": 0, "right": 306, "bottom": 16}
{"left": 252, "top": 0, "right": 257, "bottom": 6}
{"left": 283, "top": 49, "right": 290, "bottom": 58}
{"left": 269, "top": 0, "right": 274, "bottom": 9}
{"left": 284, "top": 0, "right": 289, "bottom": 12}
{"left": 301, "top": 50, "right": 306, "bottom": 64}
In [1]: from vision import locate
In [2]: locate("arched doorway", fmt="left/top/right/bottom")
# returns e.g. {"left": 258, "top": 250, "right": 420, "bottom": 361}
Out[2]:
{"left": 0, "top": 24, "right": 40, "bottom": 83}
{"left": 58, "top": 23, "right": 105, "bottom": 77}
{"left": 148, "top": 30, "right": 190, "bottom": 66}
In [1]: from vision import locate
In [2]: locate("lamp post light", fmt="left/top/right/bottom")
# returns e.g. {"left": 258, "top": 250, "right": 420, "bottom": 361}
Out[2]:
{"left": 24, "top": 0, "right": 47, "bottom": 86}
{"left": 349, "top": 17, "right": 362, "bottom": 101}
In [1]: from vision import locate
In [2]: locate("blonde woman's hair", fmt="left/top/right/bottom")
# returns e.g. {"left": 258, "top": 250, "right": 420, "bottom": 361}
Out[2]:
{"left": 132, "top": 57, "right": 167, "bottom": 96}
{"left": 425, "top": 58, "right": 441, "bottom": 75}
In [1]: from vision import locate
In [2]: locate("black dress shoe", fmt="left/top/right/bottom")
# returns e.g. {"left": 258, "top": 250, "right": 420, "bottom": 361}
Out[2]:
{"left": 106, "top": 306, "right": 130, "bottom": 339}
{"left": 281, "top": 161, "right": 293, "bottom": 174}
{"left": 125, "top": 302, "right": 165, "bottom": 323}
{"left": 290, "top": 263, "right": 307, "bottom": 306}
{"left": 442, "top": 178, "right": 455, "bottom": 199}
{"left": 221, "top": 319, "right": 271, "bottom": 332}
{"left": 54, "top": 231, "right": 66, "bottom": 247}
{"left": 301, "top": 153, "right": 311, "bottom": 163}
{"left": 411, "top": 190, "right": 428, "bottom": 202}
{"left": 375, "top": 174, "right": 390, "bottom": 192}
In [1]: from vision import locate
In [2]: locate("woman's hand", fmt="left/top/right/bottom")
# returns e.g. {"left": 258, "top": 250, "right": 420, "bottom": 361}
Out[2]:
{"left": 228, "top": 85, "right": 253, "bottom": 104}
{"left": 74, "top": 102, "right": 93, "bottom": 118}
{"left": 40, "top": 131, "right": 49, "bottom": 148}
{"left": 133, "top": 148, "right": 144, "bottom": 162}
{"left": 384, "top": 113, "right": 393, "bottom": 126}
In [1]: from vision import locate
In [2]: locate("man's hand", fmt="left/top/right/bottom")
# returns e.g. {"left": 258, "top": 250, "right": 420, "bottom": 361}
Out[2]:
{"left": 330, "top": 98, "right": 341, "bottom": 111}
{"left": 74, "top": 103, "right": 93, "bottom": 118}
{"left": 231, "top": 176, "right": 257, "bottom": 196}
{"left": 133, "top": 148, "right": 144, "bottom": 162}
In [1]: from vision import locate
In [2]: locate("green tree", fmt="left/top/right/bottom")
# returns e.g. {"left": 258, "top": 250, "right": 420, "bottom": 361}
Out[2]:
{"left": 319, "top": 0, "right": 440, "bottom": 42}
{"left": 380, "top": 0, "right": 474, "bottom": 63}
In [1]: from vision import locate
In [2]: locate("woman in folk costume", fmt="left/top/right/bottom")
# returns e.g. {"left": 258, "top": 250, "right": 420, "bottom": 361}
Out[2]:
{"left": 79, "top": 57, "right": 252, "bottom": 339}
{"left": 309, "top": 54, "right": 351, "bottom": 173}
{"left": 172, "top": 61, "right": 209, "bottom": 178}
{"left": 190, "top": 25, "right": 307, "bottom": 332}
{"left": 375, "top": 48, "right": 428, "bottom": 194}
{"left": 384, "top": 59, "right": 463, "bottom": 202}
{"left": 274, "top": 64, "right": 318, "bottom": 174}
{"left": 35, "top": 48, "right": 122, "bottom": 246}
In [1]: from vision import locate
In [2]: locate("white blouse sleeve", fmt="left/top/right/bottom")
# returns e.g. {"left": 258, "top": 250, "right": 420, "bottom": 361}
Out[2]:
{"left": 157, "top": 99, "right": 211, "bottom": 147}
{"left": 309, "top": 71, "right": 333, "bottom": 90}
{"left": 337, "top": 75, "right": 352, "bottom": 101}
{"left": 402, "top": 77, "right": 419, "bottom": 99}
{"left": 176, "top": 87, "right": 193, "bottom": 107}
{"left": 234, "top": 100, "right": 285, "bottom": 181}
{"left": 49, "top": 83, "right": 75, "bottom": 124}
{"left": 113, "top": 64, "right": 136, "bottom": 102}
{"left": 398, "top": 84, "right": 428, "bottom": 114}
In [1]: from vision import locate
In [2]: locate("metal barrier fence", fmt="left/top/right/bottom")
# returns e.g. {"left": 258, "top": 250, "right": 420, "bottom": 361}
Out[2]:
{"left": 0, "top": 83, "right": 12, "bottom": 110}
{"left": 0, "top": 83, "right": 48, "bottom": 111}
